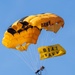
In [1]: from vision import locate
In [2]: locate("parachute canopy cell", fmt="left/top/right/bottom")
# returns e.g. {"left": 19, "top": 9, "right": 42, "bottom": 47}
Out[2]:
{"left": 38, "top": 44, "right": 66, "bottom": 60}
{"left": 2, "top": 13, "right": 64, "bottom": 51}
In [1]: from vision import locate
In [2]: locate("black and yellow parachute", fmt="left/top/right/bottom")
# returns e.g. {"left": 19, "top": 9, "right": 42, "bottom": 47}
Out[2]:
{"left": 2, "top": 13, "right": 64, "bottom": 51}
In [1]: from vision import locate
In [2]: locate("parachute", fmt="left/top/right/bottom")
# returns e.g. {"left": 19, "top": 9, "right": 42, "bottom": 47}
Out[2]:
{"left": 2, "top": 13, "right": 64, "bottom": 51}
{"left": 2, "top": 13, "right": 66, "bottom": 75}
{"left": 38, "top": 44, "right": 66, "bottom": 60}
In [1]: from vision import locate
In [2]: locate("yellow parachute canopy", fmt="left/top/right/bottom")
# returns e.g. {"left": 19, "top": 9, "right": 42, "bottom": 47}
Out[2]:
{"left": 2, "top": 27, "right": 41, "bottom": 51}
{"left": 21, "top": 13, "right": 64, "bottom": 33}
{"left": 38, "top": 44, "right": 66, "bottom": 60}
{"left": 2, "top": 13, "right": 64, "bottom": 51}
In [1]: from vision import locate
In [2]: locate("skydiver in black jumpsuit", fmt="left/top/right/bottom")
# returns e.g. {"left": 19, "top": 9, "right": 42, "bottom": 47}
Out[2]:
{"left": 35, "top": 66, "right": 45, "bottom": 75}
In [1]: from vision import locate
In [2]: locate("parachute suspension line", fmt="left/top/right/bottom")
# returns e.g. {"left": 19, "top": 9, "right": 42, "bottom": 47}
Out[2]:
{"left": 36, "top": 49, "right": 41, "bottom": 70}
{"left": 30, "top": 46, "right": 42, "bottom": 71}
{"left": 35, "top": 35, "right": 44, "bottom": 68}
{"left": 17, "top": 52, "right": 34, "bottom": 71}
{"left": 30, "top": 47, "right": 39, "bottom": 70}
{"left": 32, "top": 45, "right": 42, "bottom": 70}
{"left": 21, "top": 51, "right": 36, "bottom": 71}
{"left": 26, "top": 48, "right": 38, "bottom": 71}
{"left": 37, "top": 32, "right": 49, "bottom": 68}
{"left": 16, "top": 52, "right": 35, "bottom": 72}
{"left": 22, "top": 53, "right": 35, "bottom": 70}
{"left": 37, "top": 55, "right": 44, "bottom": 69}
{"left": 11, "top": 50, "right": 35, "bottom": 72}
{"left": 38, "top": 32, "right": 57, "bottom": 68}
{"left": 37, "top": 55, "right": 45, "bottom": 69}
{"left": 34, "top": 46, "right": 41, "bottom": 70}
{"left": 49, "top": 33, "right": 56, "bottom": 45}
{"left": 37, "top": 52, "right": 43, "bottom": 69}
{"left": 32, "top": 41, "right": 43, "bottom": 70}
{"left": 36, "top": 47, "right": 43, "bottom": 68}
{"left": 50, "top": 32, "right": 60, "bottom": 45}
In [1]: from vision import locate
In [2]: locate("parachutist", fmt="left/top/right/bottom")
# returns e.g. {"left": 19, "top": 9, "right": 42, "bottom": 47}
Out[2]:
{"left": 35, "top": 66, "right": 45, "bottom": 75}
{"left": 35, "top": 70, "right": 40, "bottom": 74}
{"left": 40, "top": 66, "right": 45, "bottom": 71}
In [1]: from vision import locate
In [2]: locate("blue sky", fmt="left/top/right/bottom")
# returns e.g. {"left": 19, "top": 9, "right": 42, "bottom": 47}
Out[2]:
{"left": 0, "top": 0, "right": 75, "bottom": 75}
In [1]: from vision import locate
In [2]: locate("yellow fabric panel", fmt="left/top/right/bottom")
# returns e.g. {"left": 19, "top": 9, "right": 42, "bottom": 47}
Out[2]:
{"left": 23, "top": 13, "right": 64, "bottom": 33}
{"left": 2, "top": 31, "right": 15, "bottom": 48}
{"left": 23, "top": 15, "right": 36, "bottom": 22}
{"left": 30, "top": 16, "right": 50, "bottom": 29}
{"left": 11, "top": 20, "right": 23, "bottom": 31}
{"left": 2, "top": 26, "right": 41, "bottom": 51}
{"left": 44, "top": 25, "right": 55, "bottom": 32}
{"left": 2, "top": 38, "right": 11, "bottom": 48}
{"left": 38, "top": 44, "right": 66, "bottom": 60}
{"left": 46, "top": 23, "right": 61, "bottom": 33}
{"left": 14, "top": 33, "right": 21, "bottom": 39}
{"left": 12, "top": 20, "right": 19, "bottom": 25}
{"left": 40, "top": 13, "right": 64, "bottom": 33}
{"left": 12, "top": 22, "right": 22, "bottom": 31}
{"left": 32, "top": 27, "right": 40, "bottom": 35}
{"left": 2, "top": 37, "right": 17, "bottom": 48}
{"left": 4, "top": 31, "right": 14, "bottom": 39}
{"left": 54, "top": 24, "right": 61, "bottom": 33}
{"left": 20, "top": 31, "right": 28, "bottom": 37}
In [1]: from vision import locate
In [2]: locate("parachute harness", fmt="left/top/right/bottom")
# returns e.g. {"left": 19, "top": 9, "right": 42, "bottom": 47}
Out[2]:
{"left": 35, "top": 66, "right": 45, "bottom": 75}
